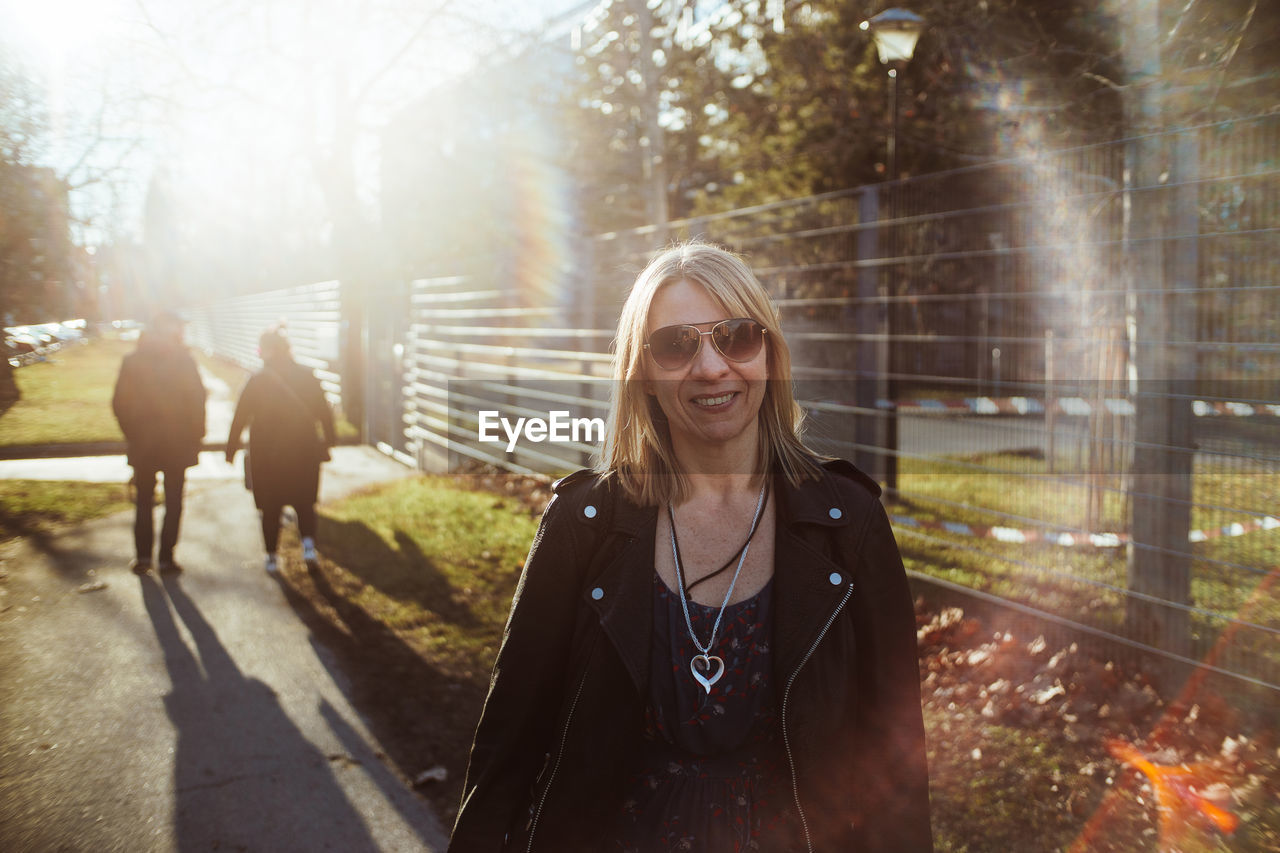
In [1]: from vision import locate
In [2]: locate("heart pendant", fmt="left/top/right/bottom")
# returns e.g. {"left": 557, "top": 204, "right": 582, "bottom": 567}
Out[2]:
{"left": 690, "top": 654, "right": 725, "bottom": 694}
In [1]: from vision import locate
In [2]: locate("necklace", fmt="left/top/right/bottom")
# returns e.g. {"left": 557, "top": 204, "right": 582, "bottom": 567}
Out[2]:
{"left": 667, "top": 480, "right": 770, "bottom": 694}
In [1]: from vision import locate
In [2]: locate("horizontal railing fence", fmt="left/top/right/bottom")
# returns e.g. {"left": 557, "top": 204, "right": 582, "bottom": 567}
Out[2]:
{"left": 401, "top": 275, "right": 613, "bottom": 479}
{"left": 187, "top": 281, "right": 345, "bottom": 408}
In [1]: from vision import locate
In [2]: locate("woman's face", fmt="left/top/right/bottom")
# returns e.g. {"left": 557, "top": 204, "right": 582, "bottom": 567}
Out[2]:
{"left": 644, "top": 279, "right": 768, "bottom": 457}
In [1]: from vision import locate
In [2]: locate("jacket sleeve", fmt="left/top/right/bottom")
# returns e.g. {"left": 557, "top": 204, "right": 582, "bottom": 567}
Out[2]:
{"left": 111, "top": 358, "right": 137, "bottom": 440}
{"left": 225, "top": 378, "right": 256, "bottom": 456}
{"left": 310, "top": 373, "right": 336, "bottom": 448}
{"left": 182, "top": 355, "right": 207, "bottom": 447}
{"left": 449, "top": 490, "right": 586, "bottom": 852}
{"left": 850, "top": 499, "right": 933, "bottom": 852}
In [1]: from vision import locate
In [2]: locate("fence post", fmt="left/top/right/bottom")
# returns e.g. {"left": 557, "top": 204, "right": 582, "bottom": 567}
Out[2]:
{"left": 1125, "top": 126, "right": 1196, "bottom": 676}
{"left": 1045, "top": 330, "right": 1056, "bottom": 473}
{"left": 340, "top": 279, "right": 367, "bottom": 441}
{"left": 855, "top": 186, "right": 889, "bottom": 486}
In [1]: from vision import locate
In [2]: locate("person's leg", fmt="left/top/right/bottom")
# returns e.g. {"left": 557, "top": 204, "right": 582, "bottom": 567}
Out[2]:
{"left": 157, "top": 467, "right": 186, "bottom": 568}
{"left": 296, "top": 504, "right": 317, "bottom": 540}
{"left": 260, "top": 501, "right": 283, "bottom": 571}
{"left": 133, "top": 467, "right": 158, "bottom": 569}
{"left": 296, "top": 463, "right": 322, "bottom": 562}
{"left": 296, "top": 503, "right": 318, "bottom": 562}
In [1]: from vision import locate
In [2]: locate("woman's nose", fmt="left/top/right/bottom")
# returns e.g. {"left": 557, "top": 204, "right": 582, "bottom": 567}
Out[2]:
{"left": 688, "top": 334, "right": 730, "bottom": 378}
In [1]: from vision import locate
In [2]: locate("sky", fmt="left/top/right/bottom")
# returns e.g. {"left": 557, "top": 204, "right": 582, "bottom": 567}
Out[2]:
{"left": 0, "top": 0, "right": 595, "bottom": 247}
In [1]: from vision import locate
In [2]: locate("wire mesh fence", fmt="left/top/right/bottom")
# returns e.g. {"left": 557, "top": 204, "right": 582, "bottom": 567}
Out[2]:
{"left": 193, "top": 113, "right": 1279, "bottom": 695}
{"left": 584, "top": 113, "right": 1280, "bottom": 695}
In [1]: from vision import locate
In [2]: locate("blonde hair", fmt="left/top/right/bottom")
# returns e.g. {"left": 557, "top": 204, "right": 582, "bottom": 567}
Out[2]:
{"left": 598, "top": 241, "right": 820, "bottom": 506}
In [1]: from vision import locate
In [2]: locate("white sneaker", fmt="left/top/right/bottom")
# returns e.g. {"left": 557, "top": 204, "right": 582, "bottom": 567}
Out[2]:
{"left": 265, "top": 554, "right": 279, "bottom": 573}
{"left": 302, "top": 538, "right": 317, "bottom": 563}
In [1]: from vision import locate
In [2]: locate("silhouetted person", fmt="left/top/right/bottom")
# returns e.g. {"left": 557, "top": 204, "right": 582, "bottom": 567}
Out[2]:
{"left": 225, "top": 326, "right": 335, "bottom": 573}
{"left": 112, "top": 311, "right": 207, "bottom": 574}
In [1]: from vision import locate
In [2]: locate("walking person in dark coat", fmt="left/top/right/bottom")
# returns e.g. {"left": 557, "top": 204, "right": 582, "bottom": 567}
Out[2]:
{"left": 112, "top": 311, "right": 207, "bottom": 574}
{"left": 224, "top": 327, "right": 336, "bottom": 573}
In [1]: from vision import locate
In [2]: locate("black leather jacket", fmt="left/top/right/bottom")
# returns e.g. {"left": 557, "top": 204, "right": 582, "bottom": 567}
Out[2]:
{"left": 450, "top": 459, "right": 932, "bottom": 852}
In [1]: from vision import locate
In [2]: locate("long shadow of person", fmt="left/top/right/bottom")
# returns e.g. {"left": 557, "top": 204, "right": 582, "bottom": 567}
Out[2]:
{"left": 139, "top": 574, "right": 382, "bottom": 852}
{"left": 268, "top": 560, "right": 487, "bottom": 828}
{"left": 314, "top": 516, "right": 479, "bottom": 629}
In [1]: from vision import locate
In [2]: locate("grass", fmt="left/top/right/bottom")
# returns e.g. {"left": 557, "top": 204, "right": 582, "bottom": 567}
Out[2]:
{"left": 0, "top": 338, "right": 132, "bottom": 446}
{"left": 310, "top": 475, "right": 539, "bottom": 677}
{"left": 927, "top": 707, "right": 1092, "bottom": 853}
{"left": 895, "top": 452, "right": 1280, "bottom": 668}
{"left": 261, "top": 467, "right": 1280, "bottom": 849}
{"left": 0, "top": 479, "right": 134, "bottom": 542}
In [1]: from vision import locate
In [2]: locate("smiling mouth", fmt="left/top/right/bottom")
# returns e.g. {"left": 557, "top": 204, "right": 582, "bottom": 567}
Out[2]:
{"left": 692, "top": 392, "right": 736, "bottom": 407}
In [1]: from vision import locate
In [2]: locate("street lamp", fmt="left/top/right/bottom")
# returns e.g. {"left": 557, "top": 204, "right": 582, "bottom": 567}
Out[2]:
{"left": 862, "top": 8, "right": 925, "bottom": 62}
{"left": 861, "top": 7, "right": 924, "bottom": 191}
{"left": 861, "top": 7, "right": 924, "bottom": 494}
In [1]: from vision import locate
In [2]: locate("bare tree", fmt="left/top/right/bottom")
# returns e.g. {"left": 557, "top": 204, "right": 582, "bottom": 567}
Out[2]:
{"left": 124, "top": 0, "right": 542, "bottom": 426}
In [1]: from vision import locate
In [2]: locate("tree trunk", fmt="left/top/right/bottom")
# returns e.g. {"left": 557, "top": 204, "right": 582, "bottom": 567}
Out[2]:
{"left": 0, "top": 354, "right": 19, "bottom": 406}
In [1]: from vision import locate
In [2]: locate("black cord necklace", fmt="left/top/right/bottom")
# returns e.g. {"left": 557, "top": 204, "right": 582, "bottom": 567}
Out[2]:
{"left": 669, "top": 488, "right": 770, "bottom": 595}
{"left": 666, "top": 484, "right": 771, "bottom": 693}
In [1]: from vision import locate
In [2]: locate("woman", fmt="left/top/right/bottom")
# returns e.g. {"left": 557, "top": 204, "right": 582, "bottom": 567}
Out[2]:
{"left": 225, "top": 327, "right": 336, "bottom": 573}
{"left": 451, "top": 243, "right": 931, "bottom": 852}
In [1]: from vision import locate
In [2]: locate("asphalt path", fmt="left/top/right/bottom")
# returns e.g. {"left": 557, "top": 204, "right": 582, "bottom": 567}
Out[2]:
{"left": 0, "top": 443, "right": 447, "bottom": 852}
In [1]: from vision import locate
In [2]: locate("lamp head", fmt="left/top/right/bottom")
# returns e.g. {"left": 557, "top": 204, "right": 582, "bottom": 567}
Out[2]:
{"left": 861, "top": 8, "right": 925, "bottom": 65}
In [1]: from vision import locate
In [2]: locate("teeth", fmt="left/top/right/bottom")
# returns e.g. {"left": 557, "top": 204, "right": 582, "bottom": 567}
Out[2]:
{"left": 694, "top": 393, "right": 734, "bottom": 407}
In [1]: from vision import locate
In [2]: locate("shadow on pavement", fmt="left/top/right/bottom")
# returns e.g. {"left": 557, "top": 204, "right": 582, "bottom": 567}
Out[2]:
{"left": 269, "top": 561, "right": 485, "bottom": 829}
{"left": 0, "top": 506, "right": 57, "bottom": 551}
{"left": 140, "top": 573, "right": 382, "bottom": 852}
{"left": 317, "top": 515, "right": 480, "bottom": 628}
{"left": 316, "top": 695, "right": 449, "bottom": 842}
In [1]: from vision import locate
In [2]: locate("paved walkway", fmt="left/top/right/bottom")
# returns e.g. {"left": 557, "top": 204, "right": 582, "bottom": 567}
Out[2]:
{"left": 0, "top": 365, "right": 448, "bottom": 851}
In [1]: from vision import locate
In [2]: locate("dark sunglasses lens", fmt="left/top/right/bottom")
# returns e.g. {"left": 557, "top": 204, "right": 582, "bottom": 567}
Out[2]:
{"left": 714, "top": 320, "right": 763, "bottom": 362}
{"left": 650, "top": 325, "right": 701, "bottom": 369}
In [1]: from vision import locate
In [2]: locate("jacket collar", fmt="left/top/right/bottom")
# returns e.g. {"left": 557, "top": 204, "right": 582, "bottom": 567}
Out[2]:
{"left": 597, "top": 461, "right": 859, "bottom": 536}
{"left": 775, "top": 465, "right": 853, "bottom": 531}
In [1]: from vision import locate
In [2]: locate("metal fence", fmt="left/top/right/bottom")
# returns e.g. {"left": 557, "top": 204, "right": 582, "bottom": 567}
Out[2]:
{"left": 186, "top": 280, "right": 345, "bottom": 408}
{"left": 395, "top": 275, "right": 613, "bottom": 478}
{"left": 391, "top": 113, "right": 1280, "bottom": 695}
{"left": 194, "top": 114, "right": 1279, "bottom": 696}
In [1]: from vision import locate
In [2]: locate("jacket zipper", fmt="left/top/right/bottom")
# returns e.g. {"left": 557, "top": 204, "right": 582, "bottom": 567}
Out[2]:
{"left": 781, "top": 582, "right": 855, "bottom": 853}
{"left": 525, "top": 667, "right": 590, "bottom": 852}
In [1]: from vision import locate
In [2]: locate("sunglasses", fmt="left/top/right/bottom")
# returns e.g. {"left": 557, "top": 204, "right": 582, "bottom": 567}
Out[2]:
{"left": 644, "top": 318, "right": 767, "bottom": 370}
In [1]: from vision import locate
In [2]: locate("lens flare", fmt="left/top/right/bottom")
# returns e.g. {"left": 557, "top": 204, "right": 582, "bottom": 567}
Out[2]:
{"left": 1070, "top": 566, "right": 1279, "bottom": 851}
{"left": 1106, "top": 739, "right": 1240, "bottom": 840}
{"left": 499, "top": 115, "right": 577, "bottom": 313}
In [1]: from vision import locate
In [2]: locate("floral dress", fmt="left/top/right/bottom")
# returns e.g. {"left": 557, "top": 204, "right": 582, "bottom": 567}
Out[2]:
{"left": 613, "top": 575, "right": 800, "bottom": 852}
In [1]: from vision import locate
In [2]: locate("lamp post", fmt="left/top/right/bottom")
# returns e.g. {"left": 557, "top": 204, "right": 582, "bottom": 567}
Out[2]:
{"left": 861, "top": 7, "right": 924, "bottom": 494}
{"left": 861, "top": 9, "right": 925, "bottom": 184}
